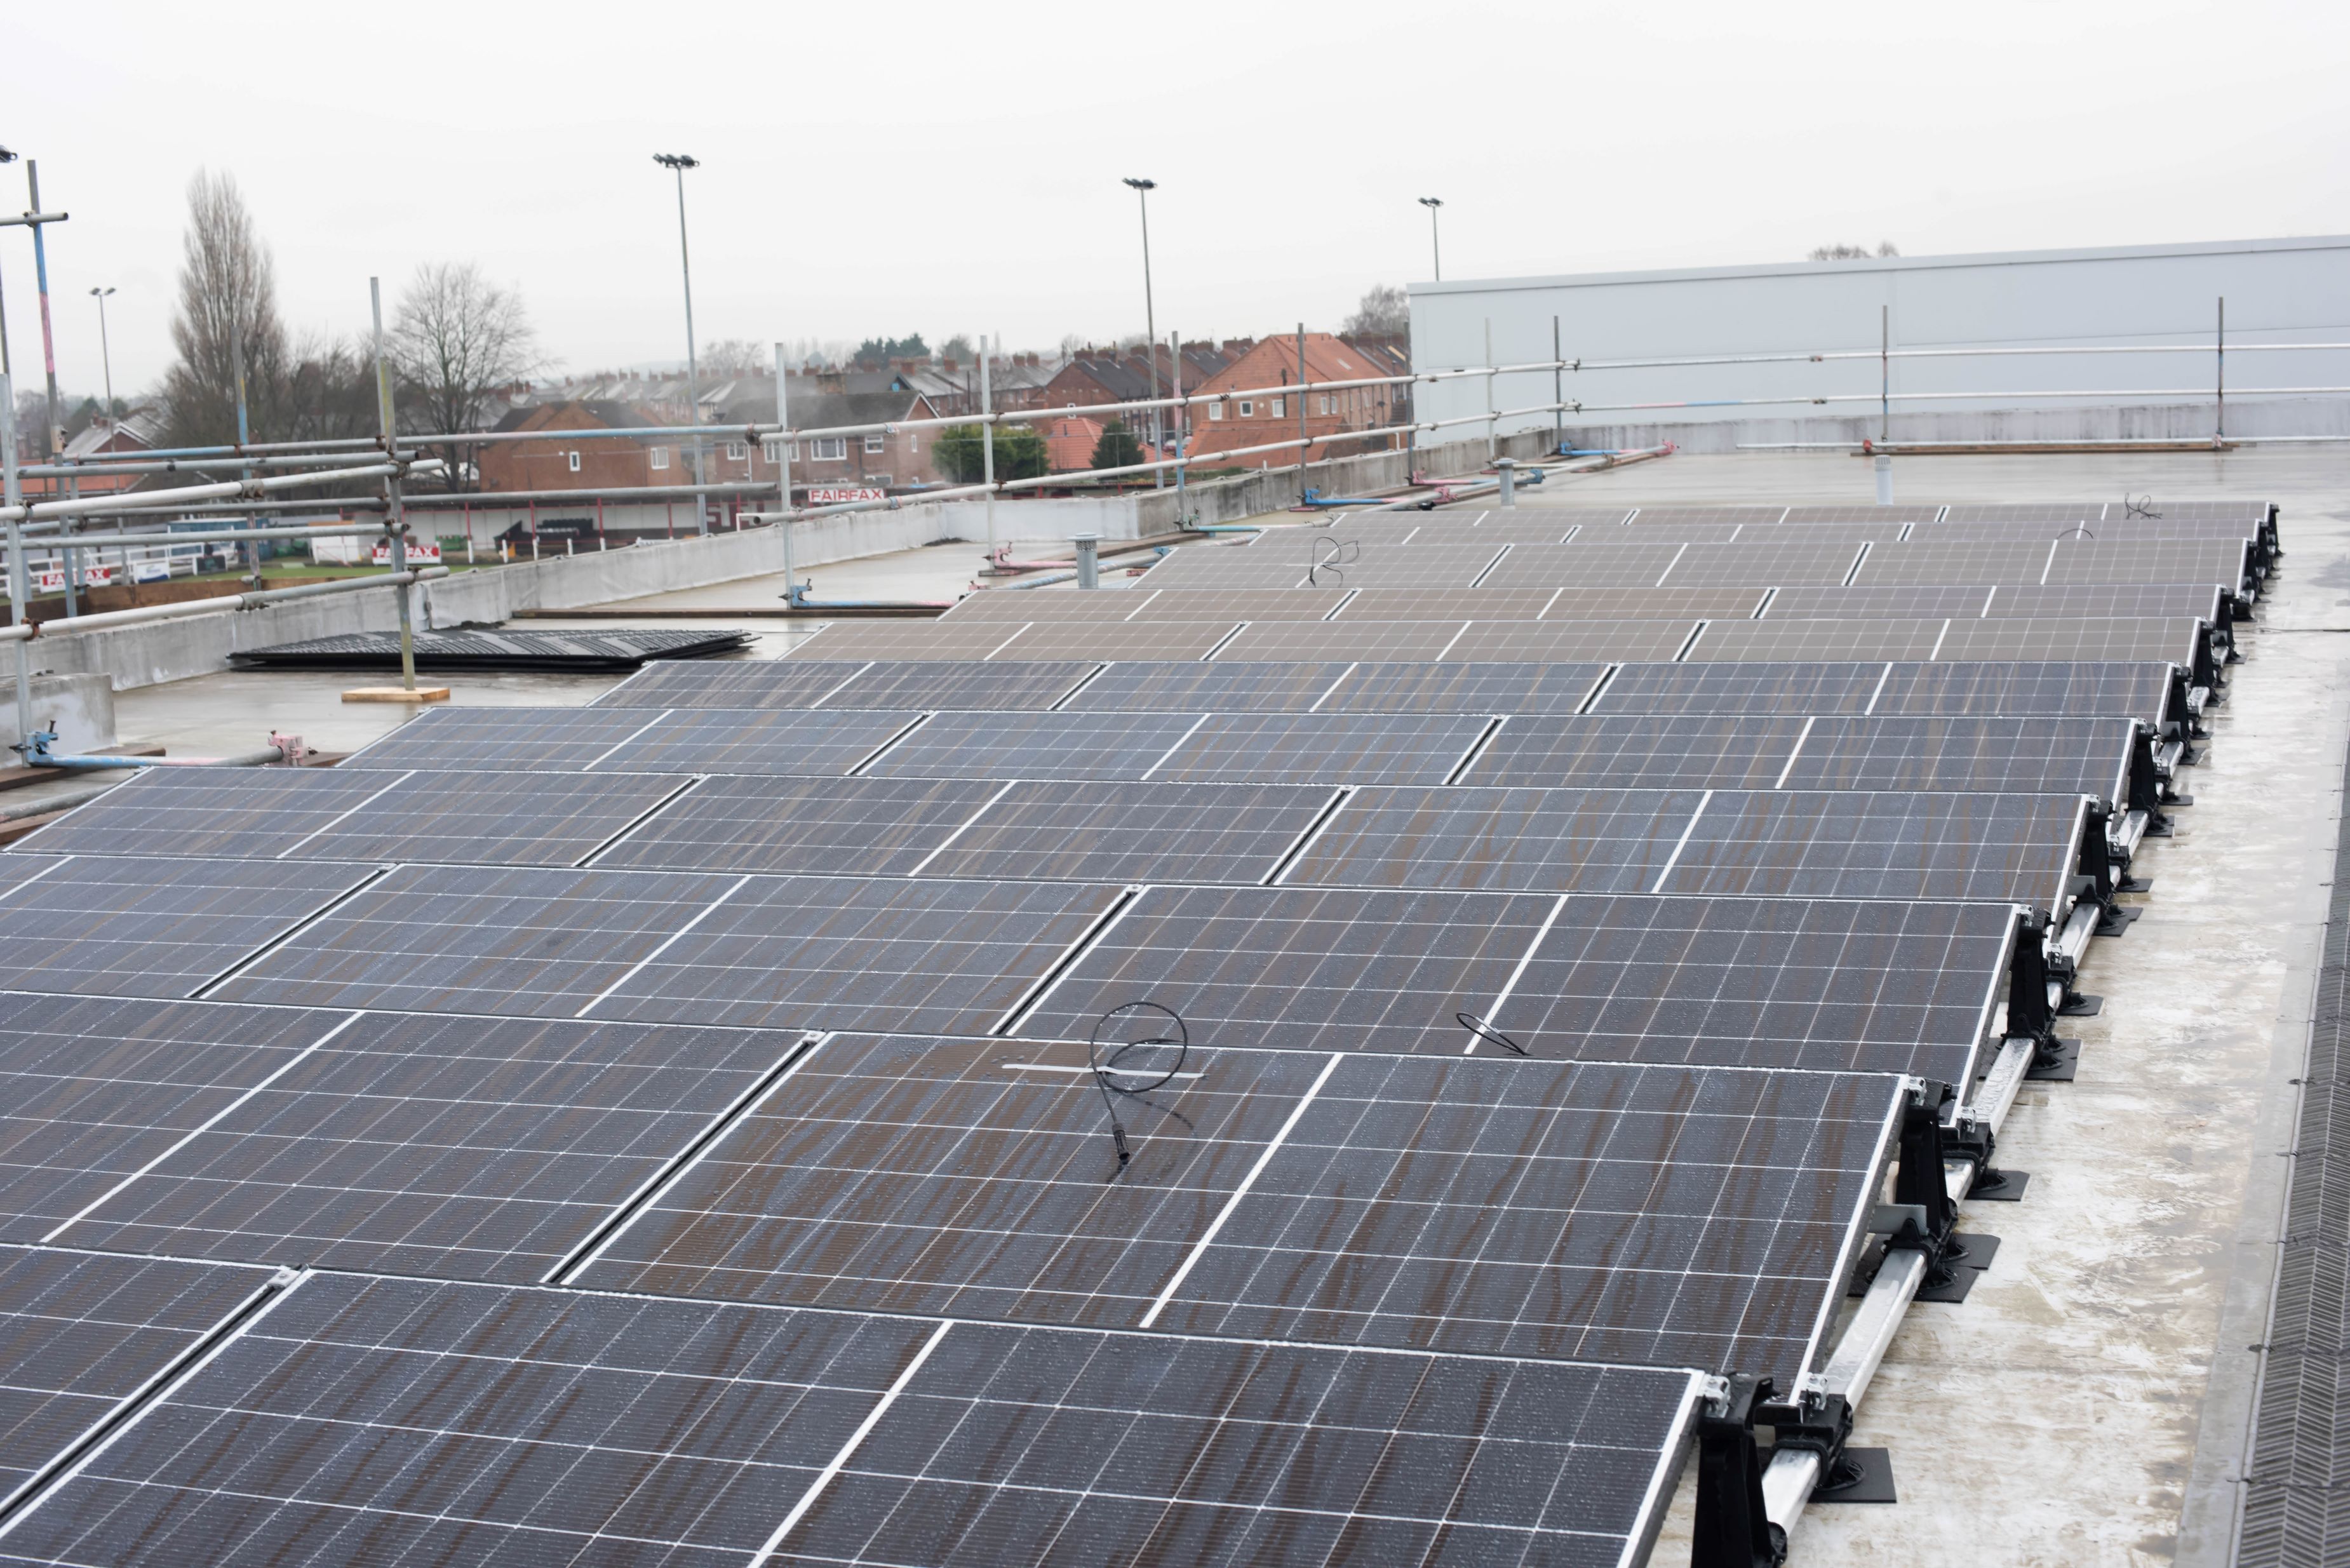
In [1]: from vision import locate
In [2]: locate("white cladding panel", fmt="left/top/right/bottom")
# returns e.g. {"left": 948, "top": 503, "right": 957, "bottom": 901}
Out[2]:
{"left": 1408, "top": 236, "right": 2350, "bottom": 437}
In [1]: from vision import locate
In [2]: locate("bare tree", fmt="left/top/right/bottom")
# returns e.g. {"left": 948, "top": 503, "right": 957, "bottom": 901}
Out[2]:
{"left": 1809, "top": 241, "right": 1901, "bottom": 260}
{"left": 1343, "top": 283, "right": 1409, "bottom": 339}
{"left": 392, "top": 262, "right": 543, "bottom": 490}
{"left": 699, "top": 338, "right": 765, "bottom": 379}
{"left": 161, "top": 170, "right": 286, "bottom": 447}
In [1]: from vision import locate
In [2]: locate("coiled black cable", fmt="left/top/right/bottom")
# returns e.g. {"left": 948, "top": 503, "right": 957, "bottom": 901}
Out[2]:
{"left": 1087, "top": 1002, "right": 1191, "bottom": 1174}
{"left": 1456, "top": 1011, "right": 1527, "bottom": 1056}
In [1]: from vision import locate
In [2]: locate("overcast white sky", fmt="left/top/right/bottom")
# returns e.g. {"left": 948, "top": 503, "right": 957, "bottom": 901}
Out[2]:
{"left": 6, "top": 0, "right": 2346, "bottom": 399}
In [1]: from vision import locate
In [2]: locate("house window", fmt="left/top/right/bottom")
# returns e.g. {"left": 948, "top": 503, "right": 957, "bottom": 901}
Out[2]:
{"left": 1208, "top": 402, "right": 1225, "bottom": 420}
{"left": 725, "top": 441, "right": 748, "bottom": 462}
{"left": 1320, "top": 394, "right": 1334, "bottom": 415}
{"left": 1237, "top": 401, "right": 1253, "bottom": 417}
{"left": 1272, "top": 397, "right": 1286, "bottom": 418}
{"left": 567, "top": 452, "right": 581, "bottom": 473}
{"left": 762, "top": 438, "right": 791, "bottom": 464}
{"left": 812, "top": 437, "right": 847, "bottom": 462}
{"left": 649, "top": 446, "right": 670, "bottom": 470}
{"left": 863, "top": 433, "right": 885, "bottom": 454}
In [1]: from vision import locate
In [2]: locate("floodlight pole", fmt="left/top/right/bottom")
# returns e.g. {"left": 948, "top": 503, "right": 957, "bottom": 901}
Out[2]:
{"left": 655, "top": 154, "right": 708, "bottom": 534}
{"left": 1, "top": 370, "right": 28, "bottom": 751}
{"left": 773, "top": 340, "right": 802, "bottom": 606}
{"left": 1124, "top": 178, "right": 1161, "bottom": 488}
{"left": 979, "top": 334, "right": 997, "bottom": 557}
{"left": 371, "top": 278, "right": 417, "bottom": 694}
{"left": 24, "top": 163, "right": 62, "bottom": 459}
{"left": 1419, "top": 196, "right": 1443, "bottom": 282}
{"left": 89, "top": 288, "right": 116, "bottom": 415}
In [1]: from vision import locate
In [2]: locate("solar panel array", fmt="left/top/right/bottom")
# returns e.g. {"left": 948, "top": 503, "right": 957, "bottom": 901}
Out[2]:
{"left": 0, "top": 491, "right": 2264, "bottom": 1564}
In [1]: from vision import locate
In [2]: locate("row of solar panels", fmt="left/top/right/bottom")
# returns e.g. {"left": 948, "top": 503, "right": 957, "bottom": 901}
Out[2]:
{"left": 599, "top": 655, "right": 2199, "bottom": 730}
{"left": 1400, "top": 497, "right": 2274, "bottom": 527}
{"left": 1129, "top": 535, "right": 2264, "bottom": 594}
{"left": 0, "top": 500, "right": 2257, "bottom": 1565}
{"left": 332, "top": 704, "right": 2161, "bottom": 809}
{"left": 1254, "top": 512, "right": 2278, "bottom": 558}
{"left": 791, "top": 613, "right": 2219, "bottom": 676}
{"left": 0, "top": 851, "right": 2027, "bottom": 1086}
{"left": 27, "top": 765, "right": 2111, "bottom": 927}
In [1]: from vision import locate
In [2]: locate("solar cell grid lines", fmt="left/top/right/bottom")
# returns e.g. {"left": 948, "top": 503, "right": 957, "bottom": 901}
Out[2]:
{"left": 784, "top": 622, "right": 1043, "bottom": 662}
{"left": 1477, "top": 541, "right": 1692, "bottom": 591}
{"left": 1778, "top": 506, "right": 1945, "bottom": 524}
{"left": 1150, "top": 712, "right": 1496, "bottom": 786}
{"left": 1657, "top": 539, "right": 1874, "bottom": 587}
{"left": 1876, "top": 660, "right": 2176, "bottom": 725}
{"left": 0, "top": 857, "right": 380, "bottom": 1002}
{"left": 859, "top": 709, "right": 1213, "bottom": 782}
{"left": 1590, "top": 662, "right": 1890, "bottom": 716}
{"left": 0, "top": 1266, "right": 1705, "bottom": 1568}
{"left": 1688, "top": 618, "right": 1949, "bottom": 664}
{"left": 339, "top": 705, "right": 662, "bottom": 770}
{"left": 1618, "top": 506, "right": 1792, "bottom": 526}
{"left": 1014, "top": 883, "right": 1564, "bottom": 1057}
{"left": 50, "top": 1011, "right": 800, "bottom": 1283}
{"left": 588, "top": 774, "right": 1002, "bottom": 876}
{"left": 913, "top": 781, "right": 1338, "bottom": 884}
{"left": 993, "top": 620, "right": 1246, "bottom": 662}
{"left": 2043, "top": 539, "right": 2255, "bottom": 591}
{"left": 1659, "top": 790, "right": 2086, "bottom": 908}
{"left": 1316, "top": 661, "right": 1611, "bottom": 714}
{"left": 939, "top": 590, "right": 1157, "bottom": 621}
{"left": 1145, "top": 542, "right": 1510, "bottom": 593}
{"left": 1850, "top": 539, "right": 2085, "bottom": 586}
{"left": 1442, "top": 620, "right": 1698, "bottom": 664}
{"left": 593, "top": 658, "right": 871, "bottom": 709}
{"left": 1757, "top": 584, "right": 2015, "bottom": 622}
{"left": 1332, "top": 587, "right": 1560, "bottom": 622}
{"left": 1210, "top": 619, "right": 1472, "bottom": 663}
{"left": 817, "top": 660, "right": 1103, "bottom": 712}
{"left": 1902, "top": 519, "right": 2264, "bottom": 549}
{"left": 1465, "top": 714, "right": 1810, "bottom": 790}
{"left": 1487, "top": 894, "right": 2013, "bottom": 1080}
{"left": 1969, "top": 583, "right": 2229, "bottom": 624}
{"left": 1061, "top": 660, "right": 1353, "bottom": 712}
{"left": 1129, "top": 587, "right": 1355, "bottom": 622}
{"left": 1785, "top": 716, "right": 2137, "bottom": 800}
{"left": 1540, "top": 587, "right": 1770, "bottom": 621}
{"left": 594, "top": 707, "right": 925, "bottom": 777}
{"left": 0, "top": 995, "right": 336, "bottom": 1242}
{"left": 577, "top": 1031, "right": 1338, "bottom": 1322}
{"left": 1282, "top": 785, "right": 1711, "bottom": 894}
{"left": 1935, "top": 615, "right": 2206, "bottom": 667}
{"left": 0, "top": 1245, "right": 281, "bottom": 1503}
{"left": 14, "top": 768, "right": 405, "bottom": 862}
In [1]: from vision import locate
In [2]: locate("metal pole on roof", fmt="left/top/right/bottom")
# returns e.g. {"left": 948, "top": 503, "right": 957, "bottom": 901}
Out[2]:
{"left": 773, "top": 341, "right": 803, "bottom": 607}
{"left": 655, "top": 154, "right": 708, "bottom": 535}
{"left": 1552, "top": 316, "right": 1564, "bottom": 457}
{"left": 1, "top": 371, "right": 29, "bottom": 751}
{"left": 2216, "top": 297, "right": 2226, "bottom": 441}
{"left": 371, "top": 278, "right": 417, "bottom": 694}
{"left": 1296, "top": 323, "right": 1309, "bottom": 504}
{"left": 24, "top": 163, "right": 63, "bottom": 461}
{"left": 1484, "top": 319, "right": 1496, "bottom": 460}
{"left": 1171, "top": 329, "right": 1187, "bottom": 526}
{"left": 980, "top": 333, "right": 997, "bottom": 559}
{"left": 90, "top": 288, "right": 116, "bottom": 416}
{"left": 1418, "top": 197, "right": 1443, "bottom": 282}
{"left": 1879, "top": 304, "right": 1890, "bottom": 442}
{"left": 1122, "top": 178, "right": 1162, "bottom": 490}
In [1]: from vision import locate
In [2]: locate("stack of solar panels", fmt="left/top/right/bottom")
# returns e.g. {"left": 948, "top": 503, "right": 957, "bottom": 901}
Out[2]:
{"left": 0, "top": 495, "right": 2264, "bottom": 1565}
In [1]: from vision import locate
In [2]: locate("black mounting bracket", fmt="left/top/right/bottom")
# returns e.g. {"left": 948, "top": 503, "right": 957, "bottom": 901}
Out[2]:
{"left": 1694, "top": 1373, "right": 1787, "bottom": 1568}
{"left": 2126, "top": 725, "right": 2175, "bottom": 834}
{"left": 1757, "top": 1388, "right": 1864, "bottom": 1498}
{"left": 2006, "top": 910, "right": 2060, "bottom": 1054}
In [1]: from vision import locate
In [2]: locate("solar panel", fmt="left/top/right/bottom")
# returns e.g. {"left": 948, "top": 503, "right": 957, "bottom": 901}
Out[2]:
{"left": 1624, "top": 505, "right": 1790, "bottom": 525}
{"left": 1130, "top": 587, "right": 1354, "bottom": 621}
{"left": 1903, "top": 519, "right": 2261, "bottom": 549}
{"left": 588, "top": 774, "right": 1002, "bottom": 876}
{"left": 1968, "top": 583, "right": 2229, "bottom": 623}
{"left": 2044, "top": 539, "right": 2255, "bottom": 591}
{"left": 1331, "top": 587, "right": 1559, "bottom": 621}
{"left": 1443, "top": 620, "right": 1698, "bottom": 663}
{"left": 1314, "top": 661, "right": 1611, "bottom": 714}
{"left": 1657, "top": 539, "right": 1870, "bottom": 587}
{"left": 1540, "top": 587, "right": 1770, "bottom": 620}
{"left": 1463, "top": 714, "right": 1810, "bottom": 789}
{"left": 1658, "top": 789, "right": 2086, "bottom": 909}
{"left": 1686, "top": 617, "right": 1947, "bottom": 663}
{"left": 13, "top": 768, "right": 407, "bottom": 861}
{"left": 1756, "top": 584, "right": 2001, "bottom": 621}
{"left": 814, "top": 660, "right": 1102, "bottom": 711}
{"left": 0, "top": 995, "right": 337, "bottom": 1242}
{"left": 593, "top": 658, "right": 870, "bottom": 709}
{"left": 1472, "top": 542, "right": 1693, "bottom": 592}
{"left": 786, "top": 621, "right": 1035, "bottom": 660}
{"left": 285, "top": 772, "right": 688, "bottom": 866}
{"left": 339, "top": 706, "right": 662, "bottom": 770}
{"left": 1282, "top": 785, "right": 1709, "bottom": 893}
{"left": 859, "top": 710, "right": 1214, "bottom": 781}
{"left": 579, "top": 1029, "right": 1898, "bottom": 1381}
{"left": 229, "top": 625, "right": 751, "bottom": 671}
{"left": 0, "top": 1269, "right": 1704, "bottom": 1568}
{"left": 1933, "top": 615, "right": 2208, "bottom": 668}
{"left": 1779, "top": 505, "right": 1943, "bottom": 523}
{"left": 912, "top": 781, "right": 1339, "bottom": 884}
{"left": 620, "top": 707, "right": 927, "bottom": 776}
{"left": 0, "top": 1245, "right": 281, "bottom": 1504}
{"left": 1875, "top": 660, "right": 2178, "bottom": 725}
{"left": 213, "top": 866, "right": 1122, "bottom": 1035}
{"left": 1061, "top": 660, "right": 1352, "bottom": 712}
{"left": 1486, "top": 894, "right": 2013, "bottom": 1081}
{"left": 51, "top": 1011, "right": 801, "bottom": 1283}
{"left": 1847, "top": 539, "right": 2056, "bottom": 585}
{"left": 0, "top": 856, "right": 379, "bottom": 1002}
{"left": 1209, "top": 620, "right": 1472, "bottom": 662}
{"left": 1150, "top": 713, "right": 1495, "bottom": 786}
{"left": 940, "top": 589, "right": 1160, "bottom": 620}
{"left": 990, "top": 620, "right": 1244, "bottom": 662}
{"left": 1785, "top": 716, "right": 2138, "bottom": 801}
{"left": 1590, "top": 662, "right": 1889, "bottom": 715}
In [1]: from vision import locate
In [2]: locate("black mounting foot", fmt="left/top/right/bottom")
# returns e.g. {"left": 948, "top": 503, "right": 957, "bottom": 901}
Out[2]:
{"left": 2025, "top": 1038, "right": 2081, "bottom": 1082}
{"left": 2059, "top": 992, "right": 2104, "bottom": 1017}
{"left": 1694, "top": 1374, "right": 1787, "bottom": 1568}
{"left": 2097, "top": 904, "right": 2144, "bottom": 937}
{"left": 1809, "top": 1447, "right": 1898, "bottom": 1504}
{"left": 1968, "top": 1166, "right": 2031, "bottom": 1202}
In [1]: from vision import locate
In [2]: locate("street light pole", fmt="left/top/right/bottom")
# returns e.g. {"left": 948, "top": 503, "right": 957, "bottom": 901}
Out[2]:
{"left": 89, "top": 288, "right": 116, "bottom": 417}
{"left": 654, "top": 152, "right": 707, "bottom": 534}
{"left": 1122, "top": 177, "right": 1161, "bottom": 488}
{"left": 1418, "top": 196, "right": 1444, "bottom": 282}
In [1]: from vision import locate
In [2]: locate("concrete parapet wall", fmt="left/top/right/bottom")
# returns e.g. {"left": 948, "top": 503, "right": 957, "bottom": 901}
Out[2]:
{"left": 1561, "top": 396, "right": 2350, "bottom": 456}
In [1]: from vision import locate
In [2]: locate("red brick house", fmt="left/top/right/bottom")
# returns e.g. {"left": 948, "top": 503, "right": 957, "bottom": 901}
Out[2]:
{"left": 1183, "top": 333, "right": 1402, "bottom": 462}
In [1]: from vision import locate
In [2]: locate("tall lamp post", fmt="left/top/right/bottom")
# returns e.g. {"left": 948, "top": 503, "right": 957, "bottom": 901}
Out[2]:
{"left": 88, "top": 287, "right": 116, "bottom": 417}
{"left": 1418, "top": 196, "right": 1444, "bottom": 282}
{"left": 653, "top": 152, "right": 707, "bottom": 533}
{"left": 1122, "top": 177, "right": 1162, "bottom": 488}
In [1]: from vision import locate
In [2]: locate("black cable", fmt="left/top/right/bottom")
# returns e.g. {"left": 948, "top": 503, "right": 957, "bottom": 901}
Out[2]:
{"left": 2124, "top": 493, "right": 2162, "bottom": 519}
{"left": 1087, "top": 1002, "right": 1190, "bottom": 1174}
{"left": 1456, "top": 1011, "right": 1527, "bottom": 1056}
